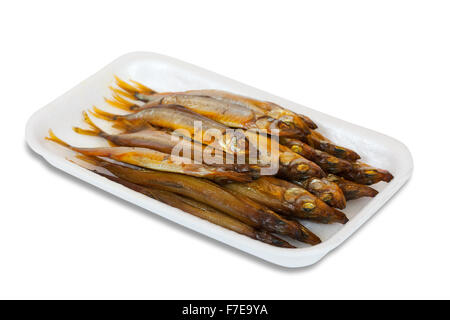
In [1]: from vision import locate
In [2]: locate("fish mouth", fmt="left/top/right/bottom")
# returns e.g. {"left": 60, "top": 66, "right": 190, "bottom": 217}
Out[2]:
{"left": 327, "top": 208, "right": 349, "bottom": 224}
{"left": 382, "top": 171, "right": 394, "bottom": 182}
{"left": 330, "top": 196, "right": 347, "bottom": 210}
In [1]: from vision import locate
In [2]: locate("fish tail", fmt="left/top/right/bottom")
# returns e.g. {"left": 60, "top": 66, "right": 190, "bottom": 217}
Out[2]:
{"left": 45, "top": 129, "right": 73, "bottom": 149}
{"left": 89, "top": 107, "right": 132, "bottom": 132}
{"left": 129, "top": 79, "right": 156, "bottom": 94}
{"left": 73, "top": 111, "right": 103, "bottom": 136}
{"left": 89, "top": 106, "right": 121, "bottom": 121}
{"left": 46, "top": 129, "right": 112, "bottom": 158}
{"left": 95, "top": 107, "right": 152, "bottom": 133}
{"left": 109, "top": 86, "right": 137, "bottom": 101}
{"left": 114, "top": 75, "right": 155, "bottom": 95}
{"left": 104, "top": 93, "right": 136, "bottom": 111}
{"left": 45, "top": 129, "right": 91, "bottom": 155}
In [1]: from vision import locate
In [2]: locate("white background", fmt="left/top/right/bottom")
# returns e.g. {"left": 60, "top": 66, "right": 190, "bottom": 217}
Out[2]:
{"left": 1, "top": 0, "right": 449, "bottom": 299}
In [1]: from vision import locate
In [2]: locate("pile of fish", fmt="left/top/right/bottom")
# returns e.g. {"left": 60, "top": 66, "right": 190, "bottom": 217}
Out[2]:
{"left": 46, "top": 76, "right": 393, "bottom": 248}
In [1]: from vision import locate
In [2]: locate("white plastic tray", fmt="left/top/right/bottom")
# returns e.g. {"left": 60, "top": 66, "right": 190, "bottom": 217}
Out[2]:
{"left": 25, "top": 52, "right": 413, "bottom": 268}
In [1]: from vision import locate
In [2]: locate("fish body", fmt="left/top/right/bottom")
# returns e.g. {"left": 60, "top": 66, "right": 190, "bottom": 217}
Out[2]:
{"left": 302, "top": 131, "right": 361, "bottom": 162}
{"left": 326, "top": 174, "right": 379, "bottom": 200}
{"left": 46, "top": 130, "right": 251, "bottom": 183}
{"left": 343, "top": 162, "right": 394, "bottom": 185}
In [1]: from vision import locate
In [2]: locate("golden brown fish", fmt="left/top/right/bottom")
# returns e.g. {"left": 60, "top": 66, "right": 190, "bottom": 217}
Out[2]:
{"left": 225, "top": 176, "right": 348, "bottom": 224}
{"left": 302, "top": 131, "right": 361, "bottom": 162}
{"left": 326, "top": 174, "right": 379, "bottom": 200}
{"left": 343, "top": 162, "right": 394, "bottom": 185}
{"left": 46, "top": 130, "right": 251, "bottom": 183}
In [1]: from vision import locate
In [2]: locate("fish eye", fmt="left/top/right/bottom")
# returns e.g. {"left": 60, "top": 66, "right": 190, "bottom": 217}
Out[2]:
{"left": 327, "top": 157, "right": 338, "bottom": 164}
{"left": 291, "top": 145, "right": 303, "bottom": 153}
{"left": 364, "top": 170, "right": 377, "bottom": 177}
{"left": 334, "top": 146, "right": 346, "bottom": 154}
{"left": 302, "top": 202, "right": 316, "bottom": 212}
{"left": 297, "top": 164, "right": 310, "bottom": 173}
